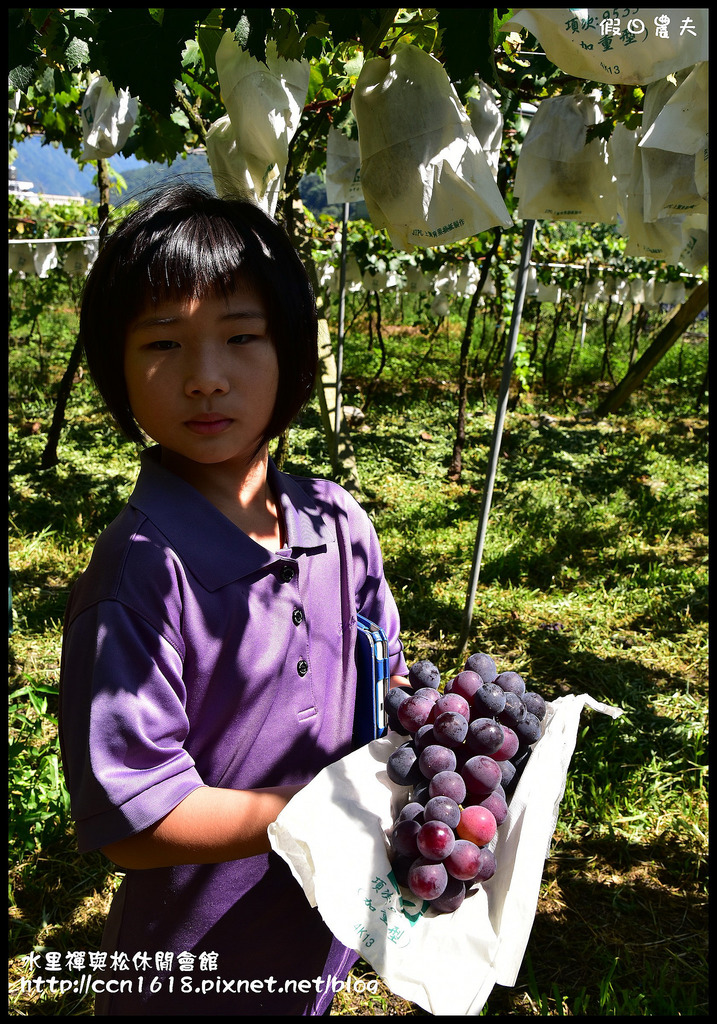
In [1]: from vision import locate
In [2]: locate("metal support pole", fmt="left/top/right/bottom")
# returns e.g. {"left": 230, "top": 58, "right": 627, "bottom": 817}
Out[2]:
{"left": 458, "top": 219, "right": 536, "bottom": 656}
{"left": 335, "top": 201, "right": 350, "bottom": 454}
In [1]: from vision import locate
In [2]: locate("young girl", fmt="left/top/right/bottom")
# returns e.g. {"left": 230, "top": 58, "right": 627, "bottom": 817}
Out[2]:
{"left": 58, "top": 183, "right": 408, "bottom": 1015}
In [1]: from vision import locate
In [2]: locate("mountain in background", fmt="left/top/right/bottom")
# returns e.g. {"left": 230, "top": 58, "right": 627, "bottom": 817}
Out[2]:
{"left": 10, "top": 134, "right": 367, "bottom": 218}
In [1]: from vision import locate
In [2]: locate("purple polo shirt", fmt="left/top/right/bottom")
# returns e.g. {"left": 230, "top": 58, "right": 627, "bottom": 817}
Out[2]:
{"left": 59, "top": 447, "right": 407, "bottom": 1015}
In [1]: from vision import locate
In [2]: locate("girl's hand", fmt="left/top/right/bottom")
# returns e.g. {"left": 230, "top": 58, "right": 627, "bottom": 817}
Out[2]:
{"left": 100, "top": 784, "right": 303, "bottom": 870}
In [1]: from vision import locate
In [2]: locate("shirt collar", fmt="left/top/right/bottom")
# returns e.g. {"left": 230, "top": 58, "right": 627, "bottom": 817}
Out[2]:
{"left": 128, "top": 447, "right": 332, "bottom": 591}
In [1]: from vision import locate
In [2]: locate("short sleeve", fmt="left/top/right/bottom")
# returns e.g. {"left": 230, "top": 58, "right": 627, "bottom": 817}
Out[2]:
{"left": 59, "top": 598, "right": 205, "bottom": 852}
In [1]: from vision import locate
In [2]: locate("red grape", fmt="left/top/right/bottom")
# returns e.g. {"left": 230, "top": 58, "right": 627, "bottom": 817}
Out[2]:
{"left": 417, "top": 819, "right": 456, "bottom": 861}
{"left": 428, "top": 769, "right": 466, "bottom": 804}
{"left": 430, "top": 874, "right": 466, "bottom": 913}
{"left": 462, "top": 754, "right": 502, "bottom": 796}
{"left": 397, "top": 693, "right": 436, "bottom": 733}
{"left": 457, "top": 804, "right": 497, "bottom": 847}
{"left": 391, "top": 818, "right": 421, "bottom": 858}
{"left": 445, "top": 838, "right": 482, "bottom": 881}
{"left": 407, "top": 857, "right": 448, "bottom": 900}
{"left": 432, "top": 710, "right": 469, "bottom": 748}
{"left": 419, "top": 744, "right": 457, "bottom": 779}
{"left": 491, "top": 725, "right": 520, "bottom": 761}
{"left": 424, "top": 795, "right": 461, "bottom": 830}
{"left": 494, "top": 670, "right": 526, "bottom": 696}
{"left": 467, "top": 717, "right": 505, "bottom": 756}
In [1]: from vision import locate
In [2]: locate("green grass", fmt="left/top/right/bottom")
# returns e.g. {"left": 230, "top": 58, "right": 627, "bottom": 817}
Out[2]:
{"left": 8, "top": 280, "right": 708, "bottom": 1015}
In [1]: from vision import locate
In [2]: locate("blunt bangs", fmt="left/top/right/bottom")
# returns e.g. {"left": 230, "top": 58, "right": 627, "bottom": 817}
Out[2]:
{"left": 119, "top": 208, "right": 274, "bottom": 313}
{"left": 79, "top": 184, "right": 318, "bottom": 446}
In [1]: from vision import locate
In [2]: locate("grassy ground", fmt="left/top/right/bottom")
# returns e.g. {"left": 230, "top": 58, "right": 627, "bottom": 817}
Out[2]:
{"left": 8, "top": 287, "right": 708, "bottom": 1015}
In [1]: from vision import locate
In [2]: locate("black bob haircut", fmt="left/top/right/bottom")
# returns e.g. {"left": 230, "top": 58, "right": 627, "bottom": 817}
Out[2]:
{"left": 79, "top": 183, "right": 319, "bottom": 446}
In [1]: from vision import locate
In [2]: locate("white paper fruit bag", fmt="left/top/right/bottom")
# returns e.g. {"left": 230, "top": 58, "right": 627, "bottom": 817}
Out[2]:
{"left": 80, "top": 75, "right": 138, "bottom": 161}
{"left": 513, "top": 93, "right": 618, "bottom": 223}
{"left": 351, "top": 43, "right": 512, "bottom": 250}
{"left": 207, "top": 31, "right": 310, "bottom": 214}
{"left": 503, "top": 9, "right": 708, "bottom": 86}
{"left": 269, "top": 691, "right": 621, "bottom": 1015}
{"left": 325, "top": 127, "right": 363, "bottom": 205}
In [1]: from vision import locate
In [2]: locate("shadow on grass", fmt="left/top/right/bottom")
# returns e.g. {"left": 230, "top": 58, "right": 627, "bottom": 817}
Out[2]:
{"left": 484, "top": 833, "right": 708, "bottom": 1016}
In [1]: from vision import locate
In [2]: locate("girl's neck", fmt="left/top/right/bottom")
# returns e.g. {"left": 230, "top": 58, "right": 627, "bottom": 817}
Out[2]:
{"left": 159, "top": 446, "right": 285, "bottom": 552}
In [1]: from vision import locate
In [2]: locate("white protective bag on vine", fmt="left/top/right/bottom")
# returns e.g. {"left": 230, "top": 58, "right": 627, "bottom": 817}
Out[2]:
{"left": 639, "top": 66, "right": 708, "bottom": 221}
{"left": 466, "top": 80, "right": 503, "bottom": 181}
{"left": 80, "top": 76, "right": 138, "bottom": 161}
{"left": 513, "top": 93, "right": 618, "bottom": 223}
{"left": 207, "top": 31, "right": 310, "bottom": 215}
{"left": 503, "top": 9, "right": 708, "bottom": 85}
{"left": 351, "top": 44, "right": 512, "bottom": 250}
{"left": 325, "top": 127, "right": 363, "bottom": 205}
{"left": 269, "top": 693, "right": 621, "bottom": 1016}
{"left": 33, "top": 243, "right": 59, "bottom": 278}
{"left": 609, "top": 123, "right": 688, "bottom": 263}
{"left": 8, "top": 243, "right": 36, "bottom": 276}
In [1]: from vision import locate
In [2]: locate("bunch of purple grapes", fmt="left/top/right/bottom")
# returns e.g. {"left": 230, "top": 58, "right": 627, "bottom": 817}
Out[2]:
{"left": 384, "top": 651, "right": 548, "bottom": 914}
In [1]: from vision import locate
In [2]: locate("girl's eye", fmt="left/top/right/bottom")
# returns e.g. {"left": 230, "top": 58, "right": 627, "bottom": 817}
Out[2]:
{"left": 227, "top": 334, "right": 255, "bottom": 345}
{"left": 148, "top": 339, "right": 178, "bottom": 351}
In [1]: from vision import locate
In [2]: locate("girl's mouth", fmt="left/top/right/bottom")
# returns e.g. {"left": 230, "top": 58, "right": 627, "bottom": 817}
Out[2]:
{"left": 185, "top": 416, "right": 234, "bottom": 435}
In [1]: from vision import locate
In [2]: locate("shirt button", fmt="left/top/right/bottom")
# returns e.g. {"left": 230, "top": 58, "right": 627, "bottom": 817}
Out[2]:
{"left": 280, "top": 564, "right": 295, "bottom": 583}
{"left": 292, "top": 608, "right": 304, "bottom": 626}
{"left": 297, "top": 660, "right": 309, "bottom": 676}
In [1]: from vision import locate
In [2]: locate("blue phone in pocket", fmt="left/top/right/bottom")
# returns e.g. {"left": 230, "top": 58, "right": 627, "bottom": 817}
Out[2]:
{"left": 353, "top": 614, "right": 390, "bottom": 746}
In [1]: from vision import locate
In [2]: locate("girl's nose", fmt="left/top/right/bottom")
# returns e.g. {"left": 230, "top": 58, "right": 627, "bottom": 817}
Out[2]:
{"left": 185, "top": 352, "right": 230, "bottom": 396}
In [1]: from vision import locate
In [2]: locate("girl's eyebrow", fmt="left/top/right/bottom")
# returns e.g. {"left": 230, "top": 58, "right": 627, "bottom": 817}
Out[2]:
{"left": 130, "top": 308, "right": 268, "bottom": 331}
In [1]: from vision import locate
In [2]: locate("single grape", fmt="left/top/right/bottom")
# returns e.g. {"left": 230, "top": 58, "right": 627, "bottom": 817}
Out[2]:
{"left": 396, "top": 801, "right": 425, "bottom": 824}
{"left": 413, "top": 723, "right": 436, "bottom": 751}
{"left": 494, "top": 670, "right": 526, "bottom": 696}
{"left": 445, "top": 670, "right": 483, "bottom": 703}
{"left": 462, "top": 754, "right": 502, "bottom": 797}
{"left": 464, "top": 651, "right": 498, "bottom": 683}
{"left": 479, "top": 789, "right": 508, "bottom": 827}
{"left": 434, "top": 692, "right": 471, "bottom": 720}
{"left": 428, "top": 770, "right": 467, "bottom": 804}
{"left": 412, "top": 686, "right": 442, "bottom": 704}
{"left": 419, "top": 744, "right": 457, "bottom": 779}
{"left": 390, "top": 818, "right": 421, "bottom": 858}
{"left": 445, "top": 838, "right": 482, "bottom": 881}
{"left": 470, "top": 847, "right": 497, "bottom": 883}
{"left": 471, "top": 681, "right": 507, "bottom": 718}
{"left": 385, "top": 685, "right": 412, "bottom": 716}
{"left": 430, "top": 875, "right": 466, "bottom": 913}
{"left": 522, "top": 691, "right": 547, "bottom": 721}
{"left": 424, "top": 795, "right": 461, "bottom": 830}
{"left": 408, "top": 660, "right": 441, "bottom": 691}
{"left": 386, "top": 743, "right": 422, "bottom": 786}
{"left": 514, "top": 711, "right": 542, "bottom": 746}
{"left": 432, "top": 710, "right": 469, "bottom": 749}
{"left": 466, "top": 717, "right": 505, "bottom": 756}
{"left": 491, "top": 725, "right": 519, "bottom": 761}
{"left": 397, "top": 693, "right": 436, "bottom": 734}
{"left": 497, "top": 690, "right": 527, "bottom": 728}
{"left": 417, "top": 819, "right": 456, "bottom": 861}
{"left": 407, "top": 857, "right": 448, "bottom": 900}
{"left": 506, "top": 747, "right": 532, "bottom": 794}
{"left": 497, "top": 758, "right": 516, "bottom": 790}
{"left": 390, "top": 854, "right": 414, "bottom": 887}
{"left": 412, "top": 778, "right": 431, "bottom": 805}
{"left": 457, "top": 804, "right": 497, "bottom": 847}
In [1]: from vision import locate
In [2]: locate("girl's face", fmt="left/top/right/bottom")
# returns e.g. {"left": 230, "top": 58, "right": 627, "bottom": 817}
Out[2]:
{"left": 123, "top": 284, "right": 279, "bottom": 475}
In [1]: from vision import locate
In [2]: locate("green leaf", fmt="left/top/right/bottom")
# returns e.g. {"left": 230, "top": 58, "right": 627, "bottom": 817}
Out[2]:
{"left": 181, "top": 37, "right": 202, "bottom": 69}
{"left": 94, "top": 8, "right": 211, "bottom": 116}
{"left": 229, "top": 8, "right": 273, "bottom": 64}
{"left": 437, "top": 9, "right": 499, "bottom": 90}
{"left": 64, "top": 35, "right": 90, "bottom": 69}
